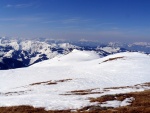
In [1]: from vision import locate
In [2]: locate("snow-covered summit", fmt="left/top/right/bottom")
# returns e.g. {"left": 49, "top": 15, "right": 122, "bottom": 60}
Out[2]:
{"left": 0, "top": 51, "right": 150, "bottom": 110}
{"left": 59, "top": 49, "right": 99, "bottom": 62}
{"left": 0, "top": 50, "right": 149, "bottom": 110}
{"left": 31, "top": 49, "right": 100, "bottom": 67}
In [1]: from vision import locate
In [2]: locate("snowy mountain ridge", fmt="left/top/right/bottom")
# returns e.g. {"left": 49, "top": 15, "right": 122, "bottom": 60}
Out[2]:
{"left": 0, "top": 38, "right": 79, "bottom": 69}
{"left": 0, "top": 38, "right": 126, "bottom": 70}
{"left": 1, "top": 37, "right": 150, "bottom": 70}
{"left": 0, "top": 50, "right": 149, "bottom": 110}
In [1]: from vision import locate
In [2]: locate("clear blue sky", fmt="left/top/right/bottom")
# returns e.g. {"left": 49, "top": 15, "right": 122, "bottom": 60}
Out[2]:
{"left": 0, "top": 0, "right": 150, "bottom": 42}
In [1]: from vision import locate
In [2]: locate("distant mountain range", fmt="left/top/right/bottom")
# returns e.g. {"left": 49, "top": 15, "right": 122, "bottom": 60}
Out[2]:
{"left": 0, "top": 37, "right": 149, "bottom": 70}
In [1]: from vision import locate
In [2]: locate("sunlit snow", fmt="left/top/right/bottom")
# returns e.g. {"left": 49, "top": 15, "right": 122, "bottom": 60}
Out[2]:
{"left": 0, "top": 50, "right": 150, "bottom": 110}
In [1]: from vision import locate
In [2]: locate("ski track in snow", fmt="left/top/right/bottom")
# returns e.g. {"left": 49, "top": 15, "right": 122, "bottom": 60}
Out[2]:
{"left": 0, "top": 50, "right": 150, "bottom": 110}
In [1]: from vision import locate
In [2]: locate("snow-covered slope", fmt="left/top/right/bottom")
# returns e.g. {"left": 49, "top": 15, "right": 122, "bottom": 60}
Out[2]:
{"left": 0, "top": 50, "right": 149, "bottom": 110}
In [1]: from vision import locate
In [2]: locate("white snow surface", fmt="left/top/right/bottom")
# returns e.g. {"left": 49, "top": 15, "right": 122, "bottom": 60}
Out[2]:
{"left": 120, "top": 97, "right": 135, "bottom": 106}
{"left": 0, "top": 50, "right": 150, "bottom": 110}
{"left": 3, "top": 50, "right": 14, "bottom": 58}
{"left": 101, "top": 97, "right": 135, "bottom": 108}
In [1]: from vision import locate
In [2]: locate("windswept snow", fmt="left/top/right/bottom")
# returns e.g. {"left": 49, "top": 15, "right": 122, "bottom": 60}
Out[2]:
{"left": 0, "top": 50, "right": 150, "bottom": 110}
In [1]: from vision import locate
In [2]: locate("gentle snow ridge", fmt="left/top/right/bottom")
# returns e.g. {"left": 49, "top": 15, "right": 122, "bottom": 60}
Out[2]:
{"left": 31, "top": 49, "right": 100, "bottom": 67}
{"left": 0, "top": 50, "right": 149, "bottom": 110}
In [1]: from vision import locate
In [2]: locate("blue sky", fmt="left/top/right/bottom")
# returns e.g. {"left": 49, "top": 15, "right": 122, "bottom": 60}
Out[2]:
{"left": 0, "top": 0, "right": 150, "bottom": 42}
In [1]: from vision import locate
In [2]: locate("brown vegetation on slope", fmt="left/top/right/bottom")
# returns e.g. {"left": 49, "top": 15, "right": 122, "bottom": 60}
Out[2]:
{"left": 101, "top": 56, "right": 124, "bottom": 63}
{"left": 78, "top": 90, "right": 150, "bottom": 113}
{"left": 61, "top": 88, "right": 103, "bottom": 95}
{"left": 30, "top": 79, "right": 72, "bottom": 86}
{"left": 0, "top": 106, "right": 71, "bottom": 113}
{"left": 0, "top": 90, "right": 149, "bottom": 113}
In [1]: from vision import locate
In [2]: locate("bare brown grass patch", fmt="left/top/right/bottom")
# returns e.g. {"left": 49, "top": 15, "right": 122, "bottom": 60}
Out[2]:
{"left": 78, "top": 90, "right": 150, "bottom": 113}
{"left": 30, "top": 79, "right": 72, "bottom": 86}
{"left": 101, "top": 56, "right": 124, "bottom": 63}
{"left": 0, "top": 90, "right": 150, "bottom": 113}
{"left": 62, "top": 88, "right": 103, "bottom": 95}
{"left": 0, "top": 106, "right": 71, "bottom": 113}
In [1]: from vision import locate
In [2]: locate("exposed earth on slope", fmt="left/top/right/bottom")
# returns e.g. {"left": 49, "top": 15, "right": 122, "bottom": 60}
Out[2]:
{"left": 0, "top": 50, "right": 149, "bottom": 112}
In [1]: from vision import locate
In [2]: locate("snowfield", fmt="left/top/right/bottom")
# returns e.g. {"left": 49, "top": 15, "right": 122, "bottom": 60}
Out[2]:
{"left": 0, "top": 50, "right": 150, "bottom": 110}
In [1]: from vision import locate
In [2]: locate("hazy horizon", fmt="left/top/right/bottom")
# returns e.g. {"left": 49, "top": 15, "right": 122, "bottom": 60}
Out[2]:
{"left": 0, "top": 0, "right": 150, "bottom": 42}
